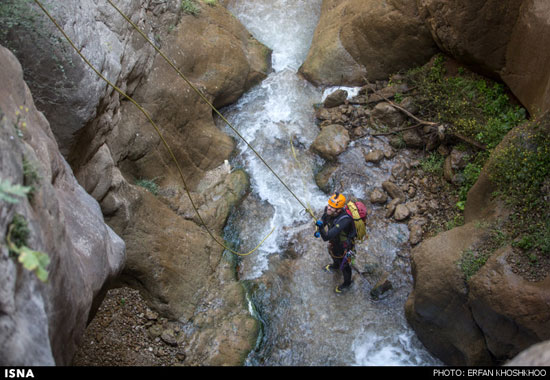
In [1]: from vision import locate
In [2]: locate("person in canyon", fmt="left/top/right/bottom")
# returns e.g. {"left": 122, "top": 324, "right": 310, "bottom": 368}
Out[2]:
{"left": 315, "top": 192, "right": 356, "bottom": 293}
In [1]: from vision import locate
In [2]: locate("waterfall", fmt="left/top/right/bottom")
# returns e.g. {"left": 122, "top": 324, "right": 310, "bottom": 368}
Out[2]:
{"left": 219, "top": 0, "right": 441, "bottom": 366}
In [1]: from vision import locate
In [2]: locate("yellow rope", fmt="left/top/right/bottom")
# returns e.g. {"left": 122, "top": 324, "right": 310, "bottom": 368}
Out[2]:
{"left": 32, "top": 0, "right": 273, "bottom": 256}
{"left": 105, "top": 0, "right": 318, "bottom": 222}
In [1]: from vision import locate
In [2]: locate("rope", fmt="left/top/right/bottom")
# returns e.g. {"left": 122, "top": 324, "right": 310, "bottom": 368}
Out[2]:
{"left": 105, "top": 0, "right": 317, "bottom": 222}
{"left": 32, "top": 0, "right": 274, "bottom": 256}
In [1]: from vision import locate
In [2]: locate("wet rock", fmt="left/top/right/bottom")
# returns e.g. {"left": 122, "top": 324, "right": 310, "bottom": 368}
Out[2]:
{"left": 299, "top": 0, "right": 436, "bottom": 85}
{"left": 311, "top": 124, "right": 350, "bottom": 161}
{"left": 364, "top": 149, "right": 385, "bottom": 163}
{"left": 382, "top": 181, "right": 406, "bottom": 201}
{"left": 385, "top": 198, "right": 403, "bottom": 218}
{"left": 370, "top": 188, "right": 388, "bottom": 205}
{"left": 391, "top": 162, "right": 407, "bottom": 179}
{"left": 402, "top": 129, "right": 425, "bottom": 148}
{"left": 315, "top": 163, "right": 339, "bottom": 194}
{"left": 324, "top": 89, "right": 348, "bottom": 108}
{"left": 394, "top": 204, "right": 411, "bottom": 221}
{"left": 370, "top": 272, "right": 393, "bottom": 300}
{"left": 383, "top": 146, "right": 396, "bottom": 159}
{"left": 372, "top": 102, "right": 406, "bottom": 128}
{"left": 408, "top": 217, "right": 427, "bottom": 245}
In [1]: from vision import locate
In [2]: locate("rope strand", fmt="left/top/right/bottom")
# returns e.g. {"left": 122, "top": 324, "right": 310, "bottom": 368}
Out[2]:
{"left": 32, "top": 0, "right": 274, "bottom": 256}
{"left": 105, "top": 0, "right": 317, "bottom": 221}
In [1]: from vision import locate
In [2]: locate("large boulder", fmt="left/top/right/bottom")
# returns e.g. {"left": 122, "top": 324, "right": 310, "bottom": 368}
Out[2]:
{"left": 506, "top": 340, "right": 550, "bottom": 366}
{"left": 2, "top": 0, "right": 271, "bottom": 365}
{"left": 405, "top": 224, "right": 493, "bottom": 366}
{"left": 299, "top": 0, "right": 437, "bottom": 86}
{"left": 500, "top": 0, "right": 550, "bottom": 116}
{"left": 0, "top": 0, "right": 162, "bottom": 156}
{"left": 310, "top": 124, "right": 350, "bottom": 161}
{"left": 407, "top": 119, "right": 550, "bottom": 365}
{"left": 469, "top": 246, "right": 550, "bottom": 360}
{"left": 0, "top": 46, "right": 125, "bottom": 365}
{"left": 417, "top": 0, "right": 550, "bottom": 115}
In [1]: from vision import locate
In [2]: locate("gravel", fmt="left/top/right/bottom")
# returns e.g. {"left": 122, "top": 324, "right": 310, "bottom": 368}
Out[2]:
{"left": 72, "top": 287, "right": 186, "bottom": 366}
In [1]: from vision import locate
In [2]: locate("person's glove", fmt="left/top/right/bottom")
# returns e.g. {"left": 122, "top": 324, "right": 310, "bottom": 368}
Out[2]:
{"left": 315, "top": 220, "right": 323, "bottom": 228}
{"left": 314, "top": 231, "right": 321, "bottom": 238}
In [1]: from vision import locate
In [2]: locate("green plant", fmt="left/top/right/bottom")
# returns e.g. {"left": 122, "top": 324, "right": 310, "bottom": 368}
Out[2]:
{"left": 406, "top": 54, "right": 526, "bottom": 150}
{"left": 457, "top": 161, "right": 483, "bottom": 207}
{"left": 181, "top": 0, "right": 200, "bottom": 15}
{"left": 446, "top": 214, "right": 464, "bottom": 230}
{"left": 459, "top": 248, "right": 490, "bottom": 281}
{"left": 23, "top": 155, "right": 41, "bottom": 196}
{"left": 6, "top": 214, "right": 50, "bottom": 282}
{"left": 203, "top": 0, "right": 217, "bottom": 5}
{"left": 0, "top": 178, "right": 31, "bottom": 203}
{"left": 135, "top": 177, "right": 160, "bottom": 196}
{"left": 420, "top": 152, "right": 444, "bottom": 175}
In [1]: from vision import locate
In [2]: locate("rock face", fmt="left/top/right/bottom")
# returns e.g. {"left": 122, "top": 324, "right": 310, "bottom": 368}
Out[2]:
{"left": 506, "top": 340, "right": 550, "bottom": 366}
{"left": 1, "top": 0, "right": 271, "bottom": 365}
{"left": 406, "top": 122, "right": 550, "bottom": 365}
{"left": 405, "top": 224, "right": 494, "bottom": 366}
{"left": 417, "top": 0, "right": 550, "bottom": 115}
{"left": 0, "top": 46, "right": 125, "bottom": 365}
{"left": 299, "top": 0, "right": 437, "bottom": 86}
{"left": 469, "top": 246, "right": 550, "bottom": 360}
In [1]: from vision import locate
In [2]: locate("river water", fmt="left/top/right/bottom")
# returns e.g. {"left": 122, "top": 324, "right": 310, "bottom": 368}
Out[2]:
{"left": 219, "top": 0, "right": 441, "bottom": 366}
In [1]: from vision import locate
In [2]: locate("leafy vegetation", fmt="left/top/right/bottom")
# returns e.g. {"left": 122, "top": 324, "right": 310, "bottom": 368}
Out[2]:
{"left": 23, "top": 156, "right": 41, "bottom": 197}
{"left": 404, "top": 55, "right": 528, "bottom": 217}
{"left": 488, "top": 115, "right": 550, "bottom": 269}
{"left": 459, "top": 248, "right": 490, "bottom": 282}
{"left": 402, "top": 54, "right": 550, "bottom": 279}
{"left": 0, "top": 178, "right": 31, "bottom": 203}
{"left": 6, "top": 214, "right": 51, "bottom": 282}
{"left": 135, "top": 177, "right": 160, "bottom": 196}
{"left": 181, "top": 0, "right": 201, "bottom": 15}
{"left": 420, "top": 152, "right": 444, "bottom": 176}
{"left": 407, "top": 55, "right": 526, "bottom": 150}
{"left": 459, "top": 225, "right": 511, "bottom": 281}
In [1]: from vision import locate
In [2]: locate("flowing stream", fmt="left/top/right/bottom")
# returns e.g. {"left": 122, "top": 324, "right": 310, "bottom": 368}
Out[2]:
{"left": 219, "top": 0, "right": 442, "bottom": 366}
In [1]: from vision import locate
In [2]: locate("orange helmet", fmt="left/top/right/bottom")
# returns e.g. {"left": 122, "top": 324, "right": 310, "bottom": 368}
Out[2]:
{"left": 328, "top": 192, "right": 346, "bottom": 209}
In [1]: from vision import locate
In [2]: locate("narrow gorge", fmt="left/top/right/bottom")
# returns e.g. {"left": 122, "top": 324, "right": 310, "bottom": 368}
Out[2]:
{"left": 1, "top": 0, "right": 549, "bottom": 367}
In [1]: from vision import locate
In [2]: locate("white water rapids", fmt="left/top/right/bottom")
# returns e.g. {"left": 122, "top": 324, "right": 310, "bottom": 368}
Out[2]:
{"left": 218, "top": 0, "right": 442, "bottom": 366}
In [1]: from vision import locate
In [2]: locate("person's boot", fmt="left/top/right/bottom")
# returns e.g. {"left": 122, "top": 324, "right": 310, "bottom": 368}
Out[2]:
{"left": 323, "top": 264, "right": 337, "bottom": 273}
{"left": 335, "top": 281, "right": 353, "bottom": 294}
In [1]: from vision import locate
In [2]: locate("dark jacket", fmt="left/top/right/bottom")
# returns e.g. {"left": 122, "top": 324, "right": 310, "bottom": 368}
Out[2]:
{"left": 319, "top": 207, "right": 356, "bottom": 257}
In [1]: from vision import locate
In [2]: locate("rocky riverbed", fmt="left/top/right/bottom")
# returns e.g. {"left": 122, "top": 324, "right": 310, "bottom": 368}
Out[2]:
{"left": 73, "top": 76, "right": 464, "bottom": 366}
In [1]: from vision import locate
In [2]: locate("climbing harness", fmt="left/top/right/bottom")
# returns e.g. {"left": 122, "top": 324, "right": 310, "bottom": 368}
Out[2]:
{"left": 339, "top": 250, "right": 355, "bottom": 270}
